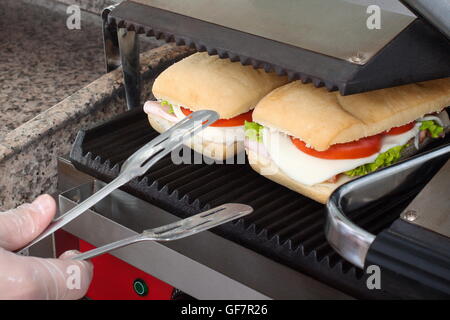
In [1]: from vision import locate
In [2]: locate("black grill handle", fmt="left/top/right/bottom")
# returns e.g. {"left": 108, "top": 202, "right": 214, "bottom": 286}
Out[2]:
{"left": 400, "top": 0, "right": 450, "bottom": 40}
{"left": 365, "top": 219, "right": 450, "bottom": 299}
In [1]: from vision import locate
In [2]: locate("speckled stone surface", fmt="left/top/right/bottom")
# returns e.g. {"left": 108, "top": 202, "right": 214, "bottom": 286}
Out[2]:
{"left": 0, "top": 0, "right": 106, "bottom": 140}
{"left": 0, "top": 44, "right": 192, "bottom": 210}
{"left": 0, "top": 0, "right": 175, "bottom": 210}
{"left": 0, "top": 0, "right": 166, "bottom": 141}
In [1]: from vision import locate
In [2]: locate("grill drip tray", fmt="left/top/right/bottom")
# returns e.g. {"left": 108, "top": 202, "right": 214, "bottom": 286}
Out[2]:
{"left": 69, "top": 108, "right": 439, "bottom": 299}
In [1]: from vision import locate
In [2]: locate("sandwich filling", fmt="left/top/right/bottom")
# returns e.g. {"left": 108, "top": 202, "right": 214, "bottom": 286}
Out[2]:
{"left": 245, "top": 110, "right": 449, "bottom": 186}
{"left": 144, "top": 100, "right": 251, "bottom": 145}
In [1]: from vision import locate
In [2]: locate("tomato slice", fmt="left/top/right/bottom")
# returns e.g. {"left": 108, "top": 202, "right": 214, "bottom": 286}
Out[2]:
{"left": 180, "top": 107, "right": 252, "bottom": 127}
{"left": 291, "top": 135, "right": 382, "bottom": 159}
{"left": 384, "top": 121, "right": 416, "bottom": 135}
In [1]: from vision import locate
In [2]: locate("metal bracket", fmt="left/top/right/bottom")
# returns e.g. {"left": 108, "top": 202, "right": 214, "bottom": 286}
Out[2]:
{"left": 102, "top": 4, "right": 141, "bottom": 110}
{"left": 400, "top": 160, "right": 450, "bottom": 238}
{"left": 102, "top": 5, "right": 121, "bottom": 72}
{"left": 117, "top": 27, "right": 141, "bottom": 110}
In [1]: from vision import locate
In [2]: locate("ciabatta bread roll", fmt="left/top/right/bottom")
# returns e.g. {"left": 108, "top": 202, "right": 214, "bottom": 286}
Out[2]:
{"left": 145, "top": 52, "right": 289, "bottom": 160}
{"left": 245, "top": 78, "right": 450, "bottom": 203}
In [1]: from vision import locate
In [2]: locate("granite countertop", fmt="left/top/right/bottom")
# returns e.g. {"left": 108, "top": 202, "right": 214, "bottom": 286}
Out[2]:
{"left": 0, "top": 43, "right": 192, "bottom": 210}
{"left": 0, "top": 0, "right": 107, "bottom": 140}
{"left": 0, "top": 0, "right": 162, "bottom": 141}
{"left": 0, "top": 0, "right": 174, "bottom": 209}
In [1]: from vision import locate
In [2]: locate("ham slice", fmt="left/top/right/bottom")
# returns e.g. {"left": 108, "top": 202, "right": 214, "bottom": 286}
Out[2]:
{"left": 143, "top": 101, "right": 179, "bottom": 122}
{"left": 244, "top": 138, "right": 270, "bottom": 159}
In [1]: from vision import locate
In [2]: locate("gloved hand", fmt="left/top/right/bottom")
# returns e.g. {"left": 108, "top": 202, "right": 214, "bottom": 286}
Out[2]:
{"left": 0, "top": 195, "right": 93, "bottom": 300}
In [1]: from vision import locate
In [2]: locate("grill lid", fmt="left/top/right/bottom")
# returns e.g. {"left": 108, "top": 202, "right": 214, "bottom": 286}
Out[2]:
{"left": 108, "top": 0, "right": 450, "bottom": 95}
{"left": 131, "top": 0, "right": 416, "bottom": 64}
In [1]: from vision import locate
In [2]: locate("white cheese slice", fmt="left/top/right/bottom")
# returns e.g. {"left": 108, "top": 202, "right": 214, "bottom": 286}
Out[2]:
{"left": 172, "top": 105, "right": 245, "bottom": 145}
{"left": 262, "top": 124, "right": 420, "bottom": 186}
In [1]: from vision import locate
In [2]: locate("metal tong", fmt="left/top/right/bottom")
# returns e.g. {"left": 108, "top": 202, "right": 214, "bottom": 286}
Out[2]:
{"left": 72, "top": 203, "right": 253, "bottom": 260}
{"left": 17, "top": 110, "right": 220, "bottom": 254}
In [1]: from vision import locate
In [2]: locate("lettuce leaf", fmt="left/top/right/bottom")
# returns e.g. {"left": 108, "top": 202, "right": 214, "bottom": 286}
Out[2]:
{"left": 345, "top": 145, "right": 405, "bottom": 177}
{"left": 244, "top": 121, "right": 264, "bottom": 142}
{"left": 419, "top": 120, "right": 443, "bottom": 138}
{"left": 345, "top": 118, "right": 444, "bottom": 177}
{"left": 160, "top": 100, "right": 174, "bottom": 114}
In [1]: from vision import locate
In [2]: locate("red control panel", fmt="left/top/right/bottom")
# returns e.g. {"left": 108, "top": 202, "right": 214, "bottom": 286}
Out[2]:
{"left": 55, "top": 230, "right": 174, "bottom": 300}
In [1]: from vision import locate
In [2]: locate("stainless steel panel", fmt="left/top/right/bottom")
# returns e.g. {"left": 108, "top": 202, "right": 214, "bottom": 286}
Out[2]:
{"left": 27, "top": 234, "right": 55, "bottom": 258}
{"left": 401, "top": 160, "right": 450, "bottom": 238}
{"left": 57, "top": 157, "right": 94, "bottom": 194}
{"left": 58, "top": 172, "right": 351, "bottom": 299}
{"left": 131, "top": 0, "right": 415, "bottom": 64}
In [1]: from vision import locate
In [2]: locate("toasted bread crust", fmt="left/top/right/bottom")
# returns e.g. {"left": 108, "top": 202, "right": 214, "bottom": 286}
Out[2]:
{"left": 152, "top": 52, "right": 289, "bottom": 119}
{"left": 253, "top": 79, "right": 450, "bottom": 151}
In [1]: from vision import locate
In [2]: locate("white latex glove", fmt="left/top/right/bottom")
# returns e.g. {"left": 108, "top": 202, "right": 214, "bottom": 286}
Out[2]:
{"left": 0, "top": 195, "right": 93, "bottom": 300}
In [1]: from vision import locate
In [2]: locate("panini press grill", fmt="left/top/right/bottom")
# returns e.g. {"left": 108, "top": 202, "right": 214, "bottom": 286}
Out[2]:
{"left": 56, "top": 0, "right": 450, "bottom": 299}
